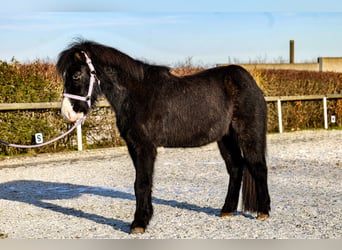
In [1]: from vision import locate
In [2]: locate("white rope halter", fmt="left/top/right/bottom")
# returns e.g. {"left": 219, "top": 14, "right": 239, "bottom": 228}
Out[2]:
{"left": 63, "top": 51, "right": 100, "bottom": 108}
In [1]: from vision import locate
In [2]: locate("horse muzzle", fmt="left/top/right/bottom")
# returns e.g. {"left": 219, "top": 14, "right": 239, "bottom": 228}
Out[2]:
{"left": 61, "top": 97, "right": 85, "bottom": 122}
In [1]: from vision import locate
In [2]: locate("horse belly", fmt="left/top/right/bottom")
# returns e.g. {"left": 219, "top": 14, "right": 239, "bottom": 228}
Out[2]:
{"left": 157, "top": 108, "right": 230, "bottom": 148}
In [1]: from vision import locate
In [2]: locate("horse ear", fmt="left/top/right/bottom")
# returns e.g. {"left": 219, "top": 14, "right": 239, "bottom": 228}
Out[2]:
{"left": 74, "top": 52, "right": 83, "bottom": 62}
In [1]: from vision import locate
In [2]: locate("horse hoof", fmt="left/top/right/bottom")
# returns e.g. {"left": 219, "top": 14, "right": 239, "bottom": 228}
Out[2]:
{"left": 0, "top": 232, "right": 8, "bottom": 239}
{"left": 256, "top": 212, "right": 269, "bottom": 221}
{"left": 130, "top": 227, "right": 145, "bottom": 234}
{"left": 220, "top": 212, "right": 234, "bottom": 218}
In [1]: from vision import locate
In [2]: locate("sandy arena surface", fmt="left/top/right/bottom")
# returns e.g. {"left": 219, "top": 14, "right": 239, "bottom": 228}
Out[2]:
{"left": 0, "top": 129, "right": 341, "bottom": 239}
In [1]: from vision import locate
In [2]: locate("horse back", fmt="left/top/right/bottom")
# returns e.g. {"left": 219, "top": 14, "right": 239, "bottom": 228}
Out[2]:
{"left": 135, "top": 65, "right": 264, "bottom": 147}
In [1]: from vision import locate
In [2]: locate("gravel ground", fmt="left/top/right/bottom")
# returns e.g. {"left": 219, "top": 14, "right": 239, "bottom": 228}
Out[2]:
{"left": 0, "top": 129, "right": 341, "bottom": 239}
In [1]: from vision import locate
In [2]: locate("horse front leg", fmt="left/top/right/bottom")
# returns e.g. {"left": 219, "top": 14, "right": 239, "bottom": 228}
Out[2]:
{"left": 127, "top": 141, "right": 157, "bottom": 234}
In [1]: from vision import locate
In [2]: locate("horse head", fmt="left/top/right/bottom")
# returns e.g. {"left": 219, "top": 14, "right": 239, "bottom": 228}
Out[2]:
{"left": 57, "top": 48, "right": 101, "bottom": 122}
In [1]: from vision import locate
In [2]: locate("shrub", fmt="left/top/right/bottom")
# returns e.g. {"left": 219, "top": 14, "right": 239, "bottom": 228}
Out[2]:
{"left": 0, "top": 59, "right": 61, "bottom": 103}
{"left": 0, "top": 59, "right": 341, "bottom": 155}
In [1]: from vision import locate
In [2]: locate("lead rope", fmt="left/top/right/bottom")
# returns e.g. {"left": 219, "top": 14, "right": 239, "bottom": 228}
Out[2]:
{"left": 0, "top": 116, "right": 86, "bottom": 149}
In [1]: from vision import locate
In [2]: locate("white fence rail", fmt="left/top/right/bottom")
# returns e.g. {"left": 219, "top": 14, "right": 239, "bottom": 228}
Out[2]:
{"left": 1, "top": 95, "right": 341, "bottom": 150}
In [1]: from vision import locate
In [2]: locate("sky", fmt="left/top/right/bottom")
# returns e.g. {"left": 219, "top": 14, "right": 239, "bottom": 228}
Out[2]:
{"left": 1, "top": 0, "right": 342, "bottom": 67}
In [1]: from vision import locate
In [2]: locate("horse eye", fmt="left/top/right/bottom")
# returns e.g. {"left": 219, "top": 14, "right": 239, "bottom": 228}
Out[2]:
{"left": 72, "top": 71, "right": 82, "bottom": 81}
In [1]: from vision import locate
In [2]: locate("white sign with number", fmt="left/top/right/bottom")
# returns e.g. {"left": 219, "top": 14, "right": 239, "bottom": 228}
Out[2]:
{"left": 35, "top": 133, "right": 44, "bottom": 144}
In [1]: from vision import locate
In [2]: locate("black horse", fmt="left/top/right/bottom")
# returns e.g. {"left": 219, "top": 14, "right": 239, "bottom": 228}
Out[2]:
{"left": 57, "top": 40, "right": 270, "bottom": 234}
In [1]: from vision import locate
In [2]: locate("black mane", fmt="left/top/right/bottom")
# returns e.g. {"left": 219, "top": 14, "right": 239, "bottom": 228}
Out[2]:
{"left": 57, "top": 40, "right": 152, "bottom": 81}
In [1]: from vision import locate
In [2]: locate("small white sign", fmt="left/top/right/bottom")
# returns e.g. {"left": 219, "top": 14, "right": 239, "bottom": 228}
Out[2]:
{"left": 35, "top": 133, "right": 44, "bottom": 144}
{"left": 331, "top": 115, "right": 336, "bottom": 124}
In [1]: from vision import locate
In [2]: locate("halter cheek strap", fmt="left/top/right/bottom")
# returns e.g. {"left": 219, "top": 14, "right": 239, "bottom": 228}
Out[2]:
{"left": 63, "top": 51, "right": 100, "bottom": 108}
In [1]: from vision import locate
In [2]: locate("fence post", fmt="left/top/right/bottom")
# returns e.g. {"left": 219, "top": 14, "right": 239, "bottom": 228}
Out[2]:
{"left": 77, "top": 124, "right": 83, "bottom": 151}
{"left": 323, "top": 97, "right": 328, "bottom": 129}
{"left": 277, "top": 99, "right": 283, "bottom": 133}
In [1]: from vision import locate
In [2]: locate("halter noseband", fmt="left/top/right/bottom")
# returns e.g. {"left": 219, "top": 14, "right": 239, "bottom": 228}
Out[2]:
{"left": 63, "top": 51, "right": 100, "bottom": 108}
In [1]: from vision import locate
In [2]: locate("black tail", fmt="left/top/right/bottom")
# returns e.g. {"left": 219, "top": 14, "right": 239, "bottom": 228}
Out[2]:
{"left": 242, "top": 167, "right": 257, "bottom": 212}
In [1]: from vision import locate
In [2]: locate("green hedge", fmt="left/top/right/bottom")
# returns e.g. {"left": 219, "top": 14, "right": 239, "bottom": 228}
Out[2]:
{"left": 252, "top": 69, "right": 341, "bottom": 96}
{"left": 0, "top": 59, "right": 61, "bottom": 103}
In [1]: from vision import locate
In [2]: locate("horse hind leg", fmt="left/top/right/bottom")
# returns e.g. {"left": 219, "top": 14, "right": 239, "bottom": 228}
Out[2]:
{"left": 238, "top": 132, "right": 271, "bottom": 220}
{"left": 217, "top": 133, "right": 244, "bottom": 218}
